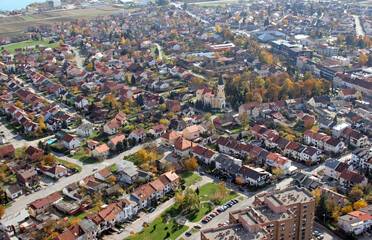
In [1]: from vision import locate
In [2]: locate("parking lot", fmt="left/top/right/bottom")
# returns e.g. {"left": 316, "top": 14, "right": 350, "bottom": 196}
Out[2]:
{"left": 180, "top": 195, "right": 252, "bottom": 239}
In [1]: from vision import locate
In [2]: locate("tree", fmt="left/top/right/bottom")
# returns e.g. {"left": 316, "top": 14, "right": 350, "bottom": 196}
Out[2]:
{"left": 183, "top": 188, "right": 201, "bottom": 212}
{"left": 238, "top": 112, "right": 250, "bottom": 130}
{"left": 264, "top": 18, "right": 269, "bottom": 26}
{"left": 16, "top": 100, "right": 23, "bottom": 109}
{"left": 159, "top": 104, "right": 166, "bottom": 112}
{"left": 331, "top": 206, "right": 341, "bottom": 222}
{"left": 116, "top": 141, "right": 124, "bottom": 151}
{"left": 204, "top": 112, "right": 212, "bottom": 122}
{"left": 185, "top": 157, "right": 198, "bottom": 171}
{"left": 353, "top": 200, "right": 368, "bottom": 210}
{"left": 0, "top": 204, "right": 4, "bottom": 219}
{"left": 62, "top": 120, "right": 68, "bottom": 129}
{"left": 86, "top": 62, "right": 94, "bottom": 71}
{"left": 212, "top": 182, "right": 228, "bottom": 203}
{"left": 70, "top": 218, "right": 82, "bottom": 227}
{"left": 107, "top": 176, "right": 116, "bottom": 185}
{"left": 136, "top": 149, "right": 148, "bottom": 163}
{"left": 358, "top": 53, "right": 368, "bottom": 65}
{"left": 272, "top": 168, "right": 284, "bottom": 179}
{"left": 316, "top": 192, "right": 329, "bottom": 221}
{"left": 174, "top": 192, "right": 184, "bottom": 205}
{"left": 215, "top": 25, "right": 221, "bottom": 33}
{"left": 341, "top": 205, "right": 353, "bottom": 215}
{"left": 38, "top": 115, "right": 46, "bottom": 131}
{"left": 159, "top": 118, "right": 170, "bottom": 126}
{"left": 236, "top": 177, "right": 244, "bottom": 185}
{"left": 349, "top": 188, "right": 364, "bottom": 203}
{"left": 40, "top": 154, "right": 57, "bottom": 165}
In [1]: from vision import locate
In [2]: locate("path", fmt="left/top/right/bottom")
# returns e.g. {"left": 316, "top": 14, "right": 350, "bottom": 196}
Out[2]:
{"left": 71, "top": 46, "right": 84, "bottom": 72}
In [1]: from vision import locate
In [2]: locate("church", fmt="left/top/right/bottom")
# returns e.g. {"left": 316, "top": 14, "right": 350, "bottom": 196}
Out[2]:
{"left": 196, "top": 74, "right": 226, "bottom": 109}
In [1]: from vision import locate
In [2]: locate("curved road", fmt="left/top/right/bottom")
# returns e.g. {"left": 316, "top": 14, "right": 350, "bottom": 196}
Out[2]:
{"left": 4, "top": 138, "right": 160, "bottom": 218}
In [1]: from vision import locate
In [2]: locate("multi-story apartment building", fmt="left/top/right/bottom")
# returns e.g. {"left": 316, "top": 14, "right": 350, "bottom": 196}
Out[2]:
{"left": 201, "top": 186, "right": 315, "bottom": 240}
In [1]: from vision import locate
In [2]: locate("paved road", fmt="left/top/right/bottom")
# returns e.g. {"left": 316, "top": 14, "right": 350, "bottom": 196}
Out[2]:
{"left": 4, "top": 138, "right": 160, "bottom": 218}
{"left": 353, "top": 15, "right": 365, "bottom": 37}
{"left": 154, "top": 43, "right": 163, "bottom": 61}
{"left": 71, "top": 46, "right": 85, "bottom": 72}
{"left": 314, "top": 222, "right": 342, "bottom": 240}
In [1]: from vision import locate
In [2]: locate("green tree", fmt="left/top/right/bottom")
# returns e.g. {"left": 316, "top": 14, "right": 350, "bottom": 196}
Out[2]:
{"left": 316, "top": 192, "right": 329, "bottom": 221}
{"left": 184, "top": 188, "right": 201, "bottom": 212}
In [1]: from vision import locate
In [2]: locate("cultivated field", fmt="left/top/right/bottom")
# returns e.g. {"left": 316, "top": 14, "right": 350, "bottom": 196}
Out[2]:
{"left": 0, "top": 7, "right": 124, "bottom": 37}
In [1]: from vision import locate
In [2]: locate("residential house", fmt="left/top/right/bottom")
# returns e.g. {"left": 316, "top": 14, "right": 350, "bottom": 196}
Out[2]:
{"left": 116, "top": 160, "right": 138, "bottom": 184}
{"left": 166, "top": 100, "right": 181, "bottom": 112}
{"left": 40, "top": 165, "right": 68, "bottom": 178}
{"left": 341, "top": 128, "right": 369, "bottom": 148}
{"left": 107, "top": 134, "right": 126, "bottom": 151}
{"left": 338, "top": 88, "right": 362, "bottom": 100}
{"left": 161, "top": 130, "right": 182, "bottom": 147}
{"left": 25, "top": 146, "right": 43, "bottom": 161}
{"left": 5, "top": 184, "right": 23, "bottom": 200}
{"left": 236, "top": 166, "right": 271, "bottom": 186}
{"left": 94, "top": 168, "right": 112, "bottom": 181}
{"left": 183, "top": 125, "right": 200, "bottom": 141}
{"left": 0, "top": 144, "right": 15, "bottom": 159}
{"left": 300, "top": 146, "right": 322, "bottom": 164}
{"left": 28, "top": 197, "right": 51, "bottom": 217}
{"left": 265, "top": 152, "right": 292, "bottom": 174}
{"left": 62, "top": 134, "right": 81, "bottom": 149}
{"left": 338, "top": 205, "right": 372, "bottom": 235}
{"left": 129, "top": 128, "right": 147, "bottom": 143}
{"left": 174, "top": 137, "right": 194, "bottom": 157}
{"left": 74, "top": 96, "right": 89, "bottom": 109}
{"left": 238, "top": 102, "right": 261, "bottom": 118}
{"left": 77, "top": 123, "right": 93, "bottom": 137}
{"left": 16, "top": 169, "right": 40, "bottom": 188}
{"left": 103, "top": 119, "right": 119, "bottom": 135}
{"left": 92, "top": 144, "right": 110, "bottom": 159}
{"left": 318, "top": 187, "right": 346, "bottom": 206}
{"left": 149, "top": 124, "right": 167, "bottom": 138}
{"left": 339, "top": 169, "right": 368, "bottom": 188}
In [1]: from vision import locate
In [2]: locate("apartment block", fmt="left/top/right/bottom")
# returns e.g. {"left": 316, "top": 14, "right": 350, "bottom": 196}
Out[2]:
{"left": 201, "top": 186, "right": 315, "bottom": 240}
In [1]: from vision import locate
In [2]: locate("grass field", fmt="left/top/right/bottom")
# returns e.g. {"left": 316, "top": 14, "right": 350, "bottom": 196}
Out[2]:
{"left": 186, "top": 202, "right": 213, "bottom": 222}
{"left": 0, "top": 7, "right": 124, "bottom": 37}
{"left": 58, "top": 159, "right": 82, "bottom": 172}
{"left": 2, "top": 40, "right": 59, "bottom": 53}
{"left": 180, "top": 172, "right": 202, "bottom": 187}
{"left": 126, "top": 206, "right": 188, "bottom": 240}
{"left": 199, "top": 182, "right": 238, "bottom": 204}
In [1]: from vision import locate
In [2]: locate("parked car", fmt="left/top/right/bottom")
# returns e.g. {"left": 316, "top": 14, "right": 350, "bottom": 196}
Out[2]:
{"left": 194, "top": 224, "right": 201, "bottom": 229}
{"left": 185, "top": 232, "right": 192, "bottom": 237}
{"left": 148, "top": 207, "right": 156, "bottom": 213}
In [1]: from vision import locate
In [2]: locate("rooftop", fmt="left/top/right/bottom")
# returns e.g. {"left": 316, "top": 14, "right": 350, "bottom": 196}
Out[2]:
{"left": 201, "top": 223, "right": 267, "bottom": 240}
{"left": 257, "top": 186, "right": 314, "bottom": 206}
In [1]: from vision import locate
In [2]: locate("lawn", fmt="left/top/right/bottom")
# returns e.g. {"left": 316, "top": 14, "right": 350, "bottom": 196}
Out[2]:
{"left": 71, "top": 148, "right": 99, "bottom": 164}
{"left": 199, "top": 183, "right": 238, "bottom": 204}
{"left": 15, "top": 147, "right": 25, "bottom": 159}
{"left": 180, "top": 172, "right": 202, "bottom": 187}
{"left": 186, "top": 202, "right": 213, "bottom": 223}
{"left": 69, "top": 209, "right": 98, "bottom": 222}
{"left": 58, "top": 159, "right": 82, "bottom": 172}
{"left": 2, "top": 40, "right": 59, "bottom": 54}
{"left": 126, "top": 206, "right": 188, "bottom": 240}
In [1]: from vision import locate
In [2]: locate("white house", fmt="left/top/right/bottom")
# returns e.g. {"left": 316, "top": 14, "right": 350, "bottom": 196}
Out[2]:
{"left": 62, "top": 134, "right": 81, "bottom": 149}
{"left": 5, "top": 184, "right": 23, "bottom": 200}
{"left": 104, "top": 119, "right": 119, "bottom": 135}
{"left": 129, "top": 128, "right": 147, "bottom": 143}
{"left": 91, "top": 144, "right": 110, "bottom": 159}
{"left": 77, "top": 123, "right": 93, "bottom": 137}
{"left": 74, "top": 96, "right": 89, "bottom": 109}
{"left": 94, "top": 168, "right": 112, "bottom": 181}
{"left": 40, "top": 165, "right": 68, "bottom": 178}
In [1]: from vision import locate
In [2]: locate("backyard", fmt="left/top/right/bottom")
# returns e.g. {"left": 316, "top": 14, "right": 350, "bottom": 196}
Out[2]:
{"left": 180, "top": 172, "right": 202, "bottom": 187}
